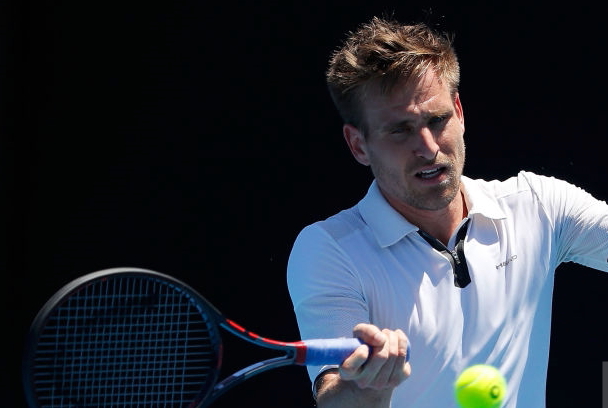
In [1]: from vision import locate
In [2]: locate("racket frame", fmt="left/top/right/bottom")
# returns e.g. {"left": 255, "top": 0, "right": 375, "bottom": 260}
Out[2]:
{"left": 22, "top": 267, "right": 362, "bottom": 408}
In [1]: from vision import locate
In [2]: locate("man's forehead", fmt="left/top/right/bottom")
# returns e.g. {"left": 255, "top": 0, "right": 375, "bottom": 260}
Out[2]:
{"left": 365, "top": 71, "right": 452, "bottom": 114}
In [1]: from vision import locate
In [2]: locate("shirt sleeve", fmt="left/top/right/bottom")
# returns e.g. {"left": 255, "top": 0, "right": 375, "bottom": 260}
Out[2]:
{"left": 522, "top": 172, "right": 608, "bottom": 272}
{"left": 286, "top": 222, "right": 370, "bottom": 382}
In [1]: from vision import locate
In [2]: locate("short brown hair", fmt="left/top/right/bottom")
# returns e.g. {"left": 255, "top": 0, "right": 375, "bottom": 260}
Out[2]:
{"left": 326, "top": 17, "right": 460, "bottom": 130}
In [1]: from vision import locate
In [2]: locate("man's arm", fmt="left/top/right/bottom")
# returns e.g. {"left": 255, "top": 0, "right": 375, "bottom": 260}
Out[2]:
{"left": 316, "top": 371, "right": 394, "bottom": 408}
{"left": 315, "top": 324, "right": 411, "bottom": 408}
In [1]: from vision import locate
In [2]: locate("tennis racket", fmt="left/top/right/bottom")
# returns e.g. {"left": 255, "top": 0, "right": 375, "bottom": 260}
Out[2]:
{"left": 22, "top": 267, "right": 367, "bottom": 407}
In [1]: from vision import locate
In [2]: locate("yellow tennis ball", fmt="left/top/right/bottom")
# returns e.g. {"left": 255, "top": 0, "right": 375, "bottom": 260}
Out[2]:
{"left": 454, "top": 364, "right": 506, "bottom": 408}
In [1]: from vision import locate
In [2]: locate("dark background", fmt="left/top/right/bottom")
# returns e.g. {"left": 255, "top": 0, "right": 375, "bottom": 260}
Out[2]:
{"left": 2, "top": 1, "right": 607, "bottom": 407}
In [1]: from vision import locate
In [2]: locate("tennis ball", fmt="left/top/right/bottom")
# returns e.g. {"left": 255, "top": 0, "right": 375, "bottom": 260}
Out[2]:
{"left": 454, "top": 364, "right": 506, "bottom": 408}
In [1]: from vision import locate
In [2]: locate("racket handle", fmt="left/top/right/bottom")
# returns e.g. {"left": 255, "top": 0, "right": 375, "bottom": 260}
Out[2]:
{"left": 299, "top": 338, "right": 411, "bottom": 366}
{"left": 299, "top": 338, "right": 366, "bottom": 365}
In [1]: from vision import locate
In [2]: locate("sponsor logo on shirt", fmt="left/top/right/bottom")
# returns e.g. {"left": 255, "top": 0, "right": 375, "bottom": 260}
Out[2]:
{"left": 496, "top": 255, "right": 517, "bottom": 270}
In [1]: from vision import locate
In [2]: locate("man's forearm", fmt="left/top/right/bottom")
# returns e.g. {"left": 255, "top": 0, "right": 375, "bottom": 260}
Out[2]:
{"left": 316, "top": 371, "right": 394, "bottom": 408}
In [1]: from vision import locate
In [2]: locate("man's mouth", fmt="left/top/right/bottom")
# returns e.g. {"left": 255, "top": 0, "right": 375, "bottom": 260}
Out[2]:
{"left": 416, "top": 167, "right": 446, "bottom": 179}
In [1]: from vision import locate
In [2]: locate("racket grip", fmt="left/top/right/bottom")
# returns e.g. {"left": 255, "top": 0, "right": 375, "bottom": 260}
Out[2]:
{"left": 300, "top": 338, "right": 411, "bottom": 366}
{"left": 300, "top": 338, "right": 366, "bottom": 365}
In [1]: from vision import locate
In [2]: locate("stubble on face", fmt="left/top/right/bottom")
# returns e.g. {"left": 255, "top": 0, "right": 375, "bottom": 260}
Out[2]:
{"left": 370, "top": 139, "right": 465, "bottom": 212}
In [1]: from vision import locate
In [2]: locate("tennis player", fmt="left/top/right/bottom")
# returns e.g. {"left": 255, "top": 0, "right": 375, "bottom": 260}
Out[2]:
{"left": 287, "top": 17, "right": 608, "bottom": 407}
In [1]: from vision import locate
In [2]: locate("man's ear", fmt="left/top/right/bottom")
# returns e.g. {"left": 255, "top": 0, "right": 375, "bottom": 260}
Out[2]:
{"left": 454, "top": 92, "right": 465, "bottom": 132}
{"left": 343, "top": 124, "right": 371, "bottom": 166}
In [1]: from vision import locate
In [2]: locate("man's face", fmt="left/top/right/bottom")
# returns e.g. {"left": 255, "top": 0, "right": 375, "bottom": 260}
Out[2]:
{"left": 344, "top": 70, "right": 466, "bottom": 214}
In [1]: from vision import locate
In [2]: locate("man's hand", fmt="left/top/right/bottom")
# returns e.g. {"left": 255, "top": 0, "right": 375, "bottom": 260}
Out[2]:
{"left": 316, "top": 324, "right": 411, "bottom": 408}
{"left": 340, "top": 323, "right": 411, "bottom": 389}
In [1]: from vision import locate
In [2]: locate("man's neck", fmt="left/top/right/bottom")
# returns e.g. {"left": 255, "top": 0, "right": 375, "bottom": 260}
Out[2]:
{"left": 401, "top": 190, "right": 468, "bottom": 246}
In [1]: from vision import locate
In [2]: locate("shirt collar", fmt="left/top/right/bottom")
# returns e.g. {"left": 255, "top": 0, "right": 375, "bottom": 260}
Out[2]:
{"left": 357, "top": 177, "right": 507, "bottom": 248}
{"left": 461, "top": 175, "right": 507, "bottom": 220}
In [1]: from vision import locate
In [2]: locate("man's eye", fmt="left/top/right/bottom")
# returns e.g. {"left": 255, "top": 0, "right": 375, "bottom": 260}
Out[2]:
{"left": 429, "top": 114, "right": 449, "bottom": 127}
{"left": 390, "top": 124, "right": 413, "bottom": 135}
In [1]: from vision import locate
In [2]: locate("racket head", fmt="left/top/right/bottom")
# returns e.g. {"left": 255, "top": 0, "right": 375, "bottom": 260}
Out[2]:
{"left": 22, "top": 267, "right": 223, "bottom": 408}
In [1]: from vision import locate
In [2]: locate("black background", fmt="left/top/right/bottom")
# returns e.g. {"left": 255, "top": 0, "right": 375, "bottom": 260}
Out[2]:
{"left": 2, "top": 1, "right": 607, "bottom": 407}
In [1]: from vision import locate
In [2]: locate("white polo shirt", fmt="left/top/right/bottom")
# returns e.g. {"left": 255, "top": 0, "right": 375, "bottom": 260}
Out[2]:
{"left": 287, "top": 171, "right": 608, "bottom": 408}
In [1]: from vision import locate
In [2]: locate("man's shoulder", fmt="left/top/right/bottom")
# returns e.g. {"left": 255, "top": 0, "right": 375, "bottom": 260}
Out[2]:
{"left": 464, "top": 170, "right": 554, "bottom": 199}
{"left": 304, "top": 204, "right": 366, "bottom": 240}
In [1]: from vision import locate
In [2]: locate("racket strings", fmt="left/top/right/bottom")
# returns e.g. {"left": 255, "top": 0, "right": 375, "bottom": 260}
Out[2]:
{"left": 31, "top": 275, "right": 220, "bottom": 407}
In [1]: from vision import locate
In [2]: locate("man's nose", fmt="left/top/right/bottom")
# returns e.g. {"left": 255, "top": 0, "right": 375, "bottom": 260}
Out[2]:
{"left": 413, "top": 127, "right": 439, "bottom": 160}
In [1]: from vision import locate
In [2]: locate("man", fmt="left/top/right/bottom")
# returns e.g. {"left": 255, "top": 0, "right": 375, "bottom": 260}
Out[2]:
{"left": 287, "top": 16, "right": 608, "bottom": 407}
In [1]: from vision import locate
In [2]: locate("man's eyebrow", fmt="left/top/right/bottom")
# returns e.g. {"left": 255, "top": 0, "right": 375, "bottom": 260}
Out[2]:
{"left": 426, "top": 108, "right": 453, "bottom": 117}
{"left": 380, "top": 109, "right": 453, "bottom": 131}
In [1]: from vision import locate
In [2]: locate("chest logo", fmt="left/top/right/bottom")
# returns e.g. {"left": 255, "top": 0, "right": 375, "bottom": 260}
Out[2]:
{"left": 496, "top": 255, "right": 517, "bottom": 270}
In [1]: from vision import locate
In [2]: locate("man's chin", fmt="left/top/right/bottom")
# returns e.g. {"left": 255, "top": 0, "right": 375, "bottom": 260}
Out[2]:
{"left": 409, "top": 186, "right": 460, "bottom": 211}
